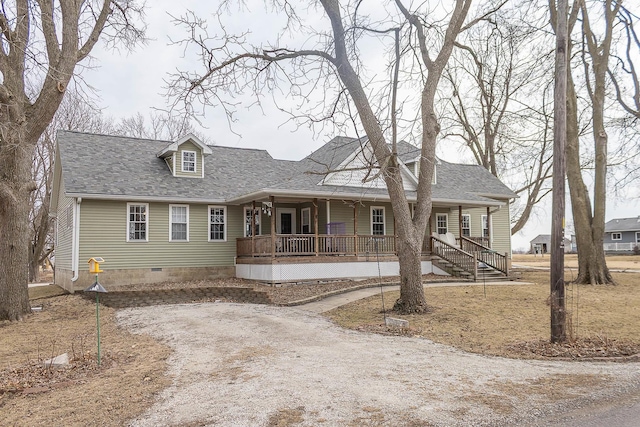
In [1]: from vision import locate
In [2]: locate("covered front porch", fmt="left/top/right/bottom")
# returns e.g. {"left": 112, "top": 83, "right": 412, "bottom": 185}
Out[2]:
{"left": 233, "top": 195, "right": 509, "bottom": 283}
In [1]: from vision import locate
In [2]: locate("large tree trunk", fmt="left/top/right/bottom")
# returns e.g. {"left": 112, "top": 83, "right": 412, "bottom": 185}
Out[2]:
{"left": 565, "top": 66, "right": 613, "bottom": 285}
{"left": 393, "top": 236, "right": 428, "bottom": 313}
{"left": 0, "top": 137, "right": 34, "bottom": 320}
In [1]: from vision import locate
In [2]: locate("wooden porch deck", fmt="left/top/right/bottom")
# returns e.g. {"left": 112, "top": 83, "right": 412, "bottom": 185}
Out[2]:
{"left": 235, "top": 234, "right": 509, "bottom": 282}
{"left": 237, "top": 234, "right": 402, "bottom": 258}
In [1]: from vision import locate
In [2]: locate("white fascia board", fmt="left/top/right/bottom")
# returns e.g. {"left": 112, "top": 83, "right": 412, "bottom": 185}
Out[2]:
{"left": 230, "top": 188, "right": 505, "bottom": 207}
{"left": 428, "top": 198, "right": 506, "bottom": 207}
{"left": 156, "top": 142, "right": 178, "bottom": 158}
{"left": 65, "top": 193, "right": 225, "bottom": 204}
{"left": 176, "top": 134, "right": 213, "bottom": 155}
{"left": 475, "top": 192, "right": 518, "bottom": 199}
{"left": 157, "top": 134, "right": 213, "bottom": 158}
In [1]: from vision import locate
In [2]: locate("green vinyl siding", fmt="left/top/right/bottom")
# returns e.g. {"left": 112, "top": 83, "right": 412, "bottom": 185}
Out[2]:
{"left": 327, "top": 201, "right": 395, "bottom": 235}
{"left": 429, "top": 203, "right": 511, "bottom": 255}
{"left": 174, "top": 141, "right": 203, "bottom": 178}
{"left": 55, "top": 181, "right": 74, "bottom": 270}
{"left": 77, "top": 200, "right": 242, "bottom": 271}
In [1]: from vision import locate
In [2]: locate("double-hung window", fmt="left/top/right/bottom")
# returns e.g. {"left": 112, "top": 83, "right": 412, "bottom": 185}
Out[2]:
{"left": 209, "top": 206, "right": 226, "bottom": 241}
{"left": 436, "top": 214, "right": 448, "bottom": 235}
{"left": 182, "top": 151, "right": 196, "bottom": 172}
{"left": 371, "top": 207, "right": 385, "bottom": 235}
{"left": 461, "top": 214, "right": 471, "bottom": 237}
{"left": 170, "top": 205, "right": 189, "bottom": 241}
{"left": 127, "top": 203, "right": 148, "bottom": 242}
{"left": 611, "top": 232, "right": 622, "bottom": 241}
{"left": 244, "top": 207, "right": 260, "bottom": 237}
{"left": 636, "top": 232, "right": 640, "bottom": 244}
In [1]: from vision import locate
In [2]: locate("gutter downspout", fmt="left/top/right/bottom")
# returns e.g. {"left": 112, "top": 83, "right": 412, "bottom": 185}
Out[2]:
{"left": 71, "top": 197, "right": 82, "bottom": 286}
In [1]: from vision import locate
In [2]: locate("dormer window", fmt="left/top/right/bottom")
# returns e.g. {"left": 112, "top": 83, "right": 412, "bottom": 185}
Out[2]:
{"left": 182, "top": 151, "right": 196, "bottom": 172}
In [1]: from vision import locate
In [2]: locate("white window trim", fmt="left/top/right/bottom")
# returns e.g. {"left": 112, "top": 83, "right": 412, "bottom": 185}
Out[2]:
{"left": 436, "top": 213, "right": 448, "bottom": 235}
{"left": 244, "top": 206, "right": 261, "bottom": 237}
{"left": 208, "top": 205, "right": 227, "bottom": 242}
{"left": 611, "top": 232, "right": 622, "bottom": 241}
{"left": 370, "top": 206, "right": 386, "bottom": 235}
{"left": 461, "top": 214, "right": 471, "bottom": 237}
{"left": 169, "top": 204, "right": 189, "bottom": 242}
{"left": 301, "top": 207, "right": 311, "bottom": 234}
{"left": 126, "top": 202, "right": 149, "bottom": 242}
{"left": 636, "top": 232, "right": 640, "bottom": 244}
{"left": 182, "top": 150, "right": 196, "bottom": 173}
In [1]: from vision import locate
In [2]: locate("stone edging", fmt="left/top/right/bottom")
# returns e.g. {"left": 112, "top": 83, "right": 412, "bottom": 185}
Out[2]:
{"left": 83, "top": 286, "right": 271, "bottom": 308}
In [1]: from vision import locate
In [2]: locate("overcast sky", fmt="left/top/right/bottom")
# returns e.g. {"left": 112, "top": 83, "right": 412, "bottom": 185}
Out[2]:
{"left": 80, "top": 1, "right": 640, "bottom": 252}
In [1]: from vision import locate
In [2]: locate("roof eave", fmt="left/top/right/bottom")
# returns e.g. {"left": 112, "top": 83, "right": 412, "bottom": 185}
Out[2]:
{"left": 64, "top": 192, "right": 226, "bottom": 204}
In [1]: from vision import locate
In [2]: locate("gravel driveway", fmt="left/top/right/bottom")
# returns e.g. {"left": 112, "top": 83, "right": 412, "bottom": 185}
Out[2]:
{"left": 118, "top": 303, "right": 640, "bottom": 427}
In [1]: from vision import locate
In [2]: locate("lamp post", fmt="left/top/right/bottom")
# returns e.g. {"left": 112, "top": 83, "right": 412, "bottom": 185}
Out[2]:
{"left": 85, "top": 258, "right": 107, "bottom": 365}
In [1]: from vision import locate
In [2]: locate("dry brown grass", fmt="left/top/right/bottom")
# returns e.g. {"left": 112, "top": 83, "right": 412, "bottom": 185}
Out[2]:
{"left": 326, "top": 270, "right": 640, "bottom": 359}
{"left": 0, "top": 293, "right": 171, "bottom": 427}
{"left": 512, "top": 253, "right": 640, "bottom": 270}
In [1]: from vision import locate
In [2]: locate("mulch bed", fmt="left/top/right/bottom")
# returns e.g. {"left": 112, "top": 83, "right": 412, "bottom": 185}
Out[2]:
{"left": 506, "top": 337, "right": 640, "bottom": 360}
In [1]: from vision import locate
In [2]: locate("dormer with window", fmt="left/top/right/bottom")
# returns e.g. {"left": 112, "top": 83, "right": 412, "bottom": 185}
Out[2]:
{"left": 156, "top": 134, "right": 213, "bottom": 178}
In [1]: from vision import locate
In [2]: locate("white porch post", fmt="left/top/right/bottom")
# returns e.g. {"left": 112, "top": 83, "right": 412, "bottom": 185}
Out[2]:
{"left": 314, "top": 198, "right": 318, "bottom": 256}
{"left": 271, "top": 196, "right": 276, "bottom": 259}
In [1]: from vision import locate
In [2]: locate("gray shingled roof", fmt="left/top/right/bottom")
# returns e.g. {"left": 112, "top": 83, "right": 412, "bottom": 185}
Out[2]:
{"left": 605, "top": 217, "right": 640, "bottom": 232}
{"left": 56, "top": 131, "right": 515, "bottom": 205}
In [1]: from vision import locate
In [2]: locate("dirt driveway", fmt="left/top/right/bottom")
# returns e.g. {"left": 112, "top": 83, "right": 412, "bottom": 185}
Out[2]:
{"left": 118, "top": 303, "right": 640, "bottom": 427}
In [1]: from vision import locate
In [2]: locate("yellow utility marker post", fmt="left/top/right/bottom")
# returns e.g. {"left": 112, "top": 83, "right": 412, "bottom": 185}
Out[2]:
{"left": 85, "top": 257, "right": 107, "bottom": 366}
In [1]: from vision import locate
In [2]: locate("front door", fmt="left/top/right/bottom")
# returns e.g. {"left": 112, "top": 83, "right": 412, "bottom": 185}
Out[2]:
{"left": 277, "top": 208, "right": 296, "bottom": 234}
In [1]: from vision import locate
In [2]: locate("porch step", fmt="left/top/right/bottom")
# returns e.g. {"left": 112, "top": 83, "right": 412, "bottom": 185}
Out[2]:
{"left": 431, "top": 254, "right": 509, "bottom": 281}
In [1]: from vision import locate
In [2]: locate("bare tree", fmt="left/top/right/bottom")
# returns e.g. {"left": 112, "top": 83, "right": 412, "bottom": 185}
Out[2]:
{"left": 0, "top": 1, "right": 145, "bottom": 321}
{"left": 607, "top": 4, "right": 640, "bottom": 192}
{"left": 443, "top": 2, "right": 555, "bottom": 235}
{"left": 167, "top": 0, "right": 506, "bottom": 313}
{"left": 114, "top": 111, "right": 209, "bottom": 142}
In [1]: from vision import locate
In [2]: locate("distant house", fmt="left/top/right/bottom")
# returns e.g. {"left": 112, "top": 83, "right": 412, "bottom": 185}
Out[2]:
{"left": 604, "top": 217, "right": 640, "bottom": 252}
{"left": 529, "top": 234, "right": 571, "bottom": 254}
{"left": 51, "top": 131, "right": 516, "bottom": 292}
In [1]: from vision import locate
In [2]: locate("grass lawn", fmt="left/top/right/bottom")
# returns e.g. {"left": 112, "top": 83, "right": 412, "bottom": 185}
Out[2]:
{"left": 326, "top": 270, "right": 640, "bottom": 359}
{"left": 0, "top": 290, "right": 171, "bottom": 427}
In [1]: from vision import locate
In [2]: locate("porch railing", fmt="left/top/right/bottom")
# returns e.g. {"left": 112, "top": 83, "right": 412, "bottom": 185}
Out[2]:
{"left": 237, "top": 234, "right": 398, "bottom": 258}
{"left": 430, "top": 235, "right": 477, "bottom": 280}
{"left": 458, "top": 236, "right": 508, "bottom": 275}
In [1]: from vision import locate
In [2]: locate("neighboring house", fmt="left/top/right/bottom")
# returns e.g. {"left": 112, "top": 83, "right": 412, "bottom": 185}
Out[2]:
{"left": 51, "top": 131, "right": 517, "bottom": 292}
{"left": 604, "top": 217, "right": 640, "bottom": 252}
{"left": 529, "top": 234, "right": 572, "bottom": 254}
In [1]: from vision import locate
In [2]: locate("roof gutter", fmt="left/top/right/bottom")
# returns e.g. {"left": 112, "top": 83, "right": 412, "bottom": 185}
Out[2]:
{"left": 65, "top": 193, "right": 226, "bottom": 205}
{"left": 68, "top": 189, "right": 508, "bottom": 208}
{"left": 228, "top": 188, "right": 507, "bottom": 207}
